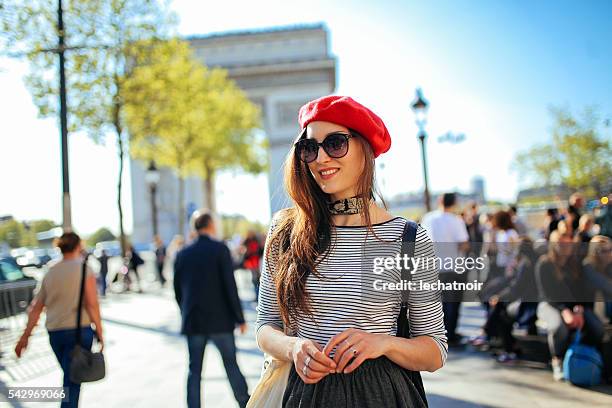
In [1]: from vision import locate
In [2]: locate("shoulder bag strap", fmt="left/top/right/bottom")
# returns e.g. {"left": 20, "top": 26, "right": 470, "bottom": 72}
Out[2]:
{"left": 75, "top": 254, "right": 89, "bottom": 346}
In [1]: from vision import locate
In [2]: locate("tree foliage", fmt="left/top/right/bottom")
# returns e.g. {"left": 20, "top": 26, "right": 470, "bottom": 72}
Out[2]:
{"left": 123, "top": 38, "right": 265, "bottom": 226}
{"left": 513, "top": 107, "right": 611, "bottom": 197}
{"left": 0, "top": 220, "right": 35, "bottom": 248}
{"left": 29, "top": 219, "right": 57, "bottom": 233}
{"left": 87, "top": 227, "right": 116, "bottom": 246}
{"left": 1, "top": 0, "right": 175, "bottom": 254}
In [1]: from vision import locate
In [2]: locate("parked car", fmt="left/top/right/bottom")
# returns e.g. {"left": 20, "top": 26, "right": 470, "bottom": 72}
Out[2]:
{"left": 0, "top": 257, "right": 37, "bottom": 319}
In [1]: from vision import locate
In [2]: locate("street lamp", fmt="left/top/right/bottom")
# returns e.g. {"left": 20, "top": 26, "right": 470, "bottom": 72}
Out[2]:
{"left": 411, "top": 88, "right": 431, "bottom": 212}
{"left": 145, "top": 160, "right": 161, "bottom": 237}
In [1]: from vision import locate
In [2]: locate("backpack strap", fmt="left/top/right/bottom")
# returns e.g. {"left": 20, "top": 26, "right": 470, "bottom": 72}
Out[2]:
{"left": 400, "top": 220, "right": 418, "bottom": 305}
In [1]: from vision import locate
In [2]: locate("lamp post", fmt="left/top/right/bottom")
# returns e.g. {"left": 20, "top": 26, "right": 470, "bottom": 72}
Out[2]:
{"left": 411, "top": 88, "right": 431, "bottom": 212}
{"left": 58, "top": 0, "right": 72, "bottom": 231}
{"left": 145, "top": 160, "right": 161, "bottom": 237}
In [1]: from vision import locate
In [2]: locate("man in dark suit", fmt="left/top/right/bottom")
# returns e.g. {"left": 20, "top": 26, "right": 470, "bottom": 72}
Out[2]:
{"left": 174, "top": 210, "right": 249, "bottom": 408}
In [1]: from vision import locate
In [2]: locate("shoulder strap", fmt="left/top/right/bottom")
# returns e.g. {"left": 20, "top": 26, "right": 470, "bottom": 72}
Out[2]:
{"left": 75, "top": 255, "right": 88, "bottom": 345}
{"left": 400, "top": 220, "right": 418, "bottom": 305}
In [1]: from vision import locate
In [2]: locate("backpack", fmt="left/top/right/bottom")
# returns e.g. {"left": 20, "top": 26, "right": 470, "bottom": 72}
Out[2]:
{"left": 563, "top": 329, "right": 603, "bottom": 387}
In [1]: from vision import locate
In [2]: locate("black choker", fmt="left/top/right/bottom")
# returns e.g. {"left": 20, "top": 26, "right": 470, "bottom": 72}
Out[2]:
{"left": 328, "top": 196, "right": 367, "bottom": 215}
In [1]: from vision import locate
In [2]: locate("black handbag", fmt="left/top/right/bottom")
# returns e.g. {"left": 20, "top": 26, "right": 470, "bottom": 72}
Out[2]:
{"left": 70, "top": 254, "right": 106, "bottom": 383}
{"left": 396, "top": 220, "right": 428, "bottom": 407}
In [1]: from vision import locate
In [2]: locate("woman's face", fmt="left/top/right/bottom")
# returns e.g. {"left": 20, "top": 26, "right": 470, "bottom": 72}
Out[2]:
{"left": 554, "top": 234, "right": 574, "bottom": 257}
{"left": 596, "top": 241, "right": 612, "bottom": 265}
{"left": 304, "top": 121, "right": 365, "bottom": 200}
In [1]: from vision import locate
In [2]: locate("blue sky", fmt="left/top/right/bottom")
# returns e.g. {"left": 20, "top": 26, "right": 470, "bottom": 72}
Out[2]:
{"left": 1, "top": 0, "right": 611, "bottom": 235}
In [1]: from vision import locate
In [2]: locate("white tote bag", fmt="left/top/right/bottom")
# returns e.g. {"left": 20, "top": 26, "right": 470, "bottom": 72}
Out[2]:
{"left": 246, "top": 353, "right": 291, "bottom": 408}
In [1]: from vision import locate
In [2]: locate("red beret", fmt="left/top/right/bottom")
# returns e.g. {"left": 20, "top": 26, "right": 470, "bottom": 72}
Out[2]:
{"left": 298, "top": 95, "right": 391, "bottom": 158}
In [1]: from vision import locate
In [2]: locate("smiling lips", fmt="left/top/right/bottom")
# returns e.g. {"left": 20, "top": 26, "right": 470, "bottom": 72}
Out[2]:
{"left": 319, "top": 168, "right": 340, "bottom": 180}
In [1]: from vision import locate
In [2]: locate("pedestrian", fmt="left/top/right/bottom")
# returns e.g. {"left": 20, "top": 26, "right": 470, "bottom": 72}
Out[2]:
{"left": 566, "top": 193, "right": 585, "bottom": 233}
{"left": 509, "top": 205, "right": 528, "bottom": 236}
{"left": 256, "top": 95, "right": 446, "bottom": 407}
{"left": 421, "top": 192, "right": 470, "bottom": 347}
{"left": 595, "top": 194, "right": 612, "bottom": 238}
{"left": 126, "top": 245, "right": 144, "bottom": 293}
{"left": 166, "top": 234, "right": 185, "bottom": 280}
{"left": 464, "top": 202, "right": 484, "bottom": 280}
{"left": 97, "top": 249, "right": 109, "bottom": 296}
{"left": 582, "top": 235, "right": 612, "bottom": 324}
{"left": 487, "top": 210, "right": 520, "bottom": 281}
{"left": 535, "top": 226, "right": 605, "bottom": 381}
{"left": 15, "top": 232, "right": 104, "bottom": 408}
{"left": 153, "top": 235, "right": 167, "bottom": 286}
{"left": 464, "top": 201, "right": 483, "bottom": 243}
{"left": 174, "top": 210, "right": 250, "bottom": 408}
{"left": 545, "top": 208, "right": 560, "bottom": 240}
{"left": 485, "top": 237, "right": 539, "bottom": 362}
{"left": 240, "top": 230, "right": 263, "bottom": 302}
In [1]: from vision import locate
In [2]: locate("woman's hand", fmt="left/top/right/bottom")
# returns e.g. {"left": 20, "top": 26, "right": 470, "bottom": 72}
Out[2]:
{"left": 323, "top": 329, "right": 389, "bottom": 374}
{"left": 292, "top": 338, "right": 336, "bottom": 384}
{"left": 97, "top": 333, "right": 105, "bottom": 352}
{"left": 561, "top": 308, "right": 584, "bottom": 329}
{"left": 15, "top": 334, "right": 29, "bottom": 358}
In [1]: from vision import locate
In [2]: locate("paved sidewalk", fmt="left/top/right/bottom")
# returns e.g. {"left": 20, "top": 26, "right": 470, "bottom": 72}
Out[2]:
{"left": 1, "top": 272, "right": 611, "bottom": 407}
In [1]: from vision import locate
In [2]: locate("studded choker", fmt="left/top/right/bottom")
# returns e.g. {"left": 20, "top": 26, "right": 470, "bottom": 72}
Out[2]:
{"left": 327, "top": 195, "right": 369, "bottom": 215}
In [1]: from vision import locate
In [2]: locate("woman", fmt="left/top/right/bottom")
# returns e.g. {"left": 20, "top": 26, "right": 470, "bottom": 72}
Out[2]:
{"left": 241, "top": 231, "right": 264, "bottom": 302}
{"left": 255, "top": 96, "right": 446, "bottom": 407}
{"left": 485, "top": 237, "right": 539, "bottom": 362}
{"left": 15, "top": 232, "right": 104, "bottom": 407}
{"left": 166, "top": 234, "right": 185, "bottom": 279}
{"left": 576, "top": 214, "right": 596, "bottom": 243}
{"left": 582, "top": 235, "right": 612, "bottom": 323}
{"left": 535, "top": 224, "right": 604, "bottom": 381}
{"left": 485, "top": 210, "right": 519, "bottom": 282}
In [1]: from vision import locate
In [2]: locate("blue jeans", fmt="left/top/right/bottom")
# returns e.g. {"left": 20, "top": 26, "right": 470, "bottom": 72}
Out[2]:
{"left": 48, "top": 327, "right": 94, "bottom": 408}
{"left": 186, "top": 333, "right": 249, "bottom": 408}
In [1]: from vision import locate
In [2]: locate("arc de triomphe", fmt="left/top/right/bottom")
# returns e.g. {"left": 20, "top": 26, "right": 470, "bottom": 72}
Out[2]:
{"left": 130, "top": 24, "right": 336, "bottom": 244}
{"left": 188, "top": 23, "right": 337, "bottom": 214}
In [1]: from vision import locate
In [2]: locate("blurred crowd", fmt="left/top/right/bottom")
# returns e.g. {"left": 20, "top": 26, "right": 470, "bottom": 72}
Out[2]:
{"left": 426, "top": 192, "right": 612, "bottom": 383}
{"left": 92, "top": 229, "right": 266, "bottom": 300}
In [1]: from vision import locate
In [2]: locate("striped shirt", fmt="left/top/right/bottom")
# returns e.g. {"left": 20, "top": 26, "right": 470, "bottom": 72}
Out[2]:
{"left": 256, "top": 215, "right": 448, "bottom": 365}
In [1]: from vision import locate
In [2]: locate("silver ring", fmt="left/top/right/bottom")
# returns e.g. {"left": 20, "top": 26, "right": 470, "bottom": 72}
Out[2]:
{"left": 302, "top": 365, "right": 308, "bottom": 376}
{"left": 352, "top": 348, "right": 358, "bottom": 356}
{"left": 305, "top": 356, "right": 312, "bottom": 368}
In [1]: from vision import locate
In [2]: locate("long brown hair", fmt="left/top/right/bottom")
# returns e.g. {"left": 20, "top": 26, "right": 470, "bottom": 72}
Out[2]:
{"left": 547, "top": 228, "right": 580, "bottom": 281}
{"left": 266, "top": 129, "right": 385, "bottom": 328}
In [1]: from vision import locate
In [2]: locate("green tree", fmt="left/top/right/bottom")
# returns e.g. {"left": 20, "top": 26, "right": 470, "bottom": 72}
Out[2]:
{"left": 1, "top": 0, "right": 174, "bottom": 255}
{"left": 220, "top": 214, "right": 266, "bottom": 240}
{"left": 29, "top": 219, "right": 57, "bottom": 233}
{"left": 513, "top": 107, "right": 611, "bottom": 197}
{"left": 123, "top": 38, "right": 209, "bottom": 234}
{"left": 87, "top": 227, "right": 116, "bottom": 246}
{"left": 0, "top": 219, "right": 33, "bottom": 248}
{"left": 123, "top": 39, "right": 265, "bottom": 232}
{"left": 189, "top": 69, "right": 266, "bottom": 214}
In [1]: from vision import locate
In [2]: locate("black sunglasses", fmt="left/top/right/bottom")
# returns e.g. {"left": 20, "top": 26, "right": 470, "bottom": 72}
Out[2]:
{"left": 294, "top": 130, "right": 355, "bottom": 163}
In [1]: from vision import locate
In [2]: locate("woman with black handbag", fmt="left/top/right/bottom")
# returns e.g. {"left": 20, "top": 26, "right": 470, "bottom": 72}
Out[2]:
{"left": 253, "top": 96, "right": 447, "bottom": 407}
{"left": 15, "top": 232, "right": 104, "bottom": 407}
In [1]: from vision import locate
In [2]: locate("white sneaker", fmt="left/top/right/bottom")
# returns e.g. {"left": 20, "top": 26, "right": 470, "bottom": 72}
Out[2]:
{"left": 552, "top": 359, "right": 564, "bottom": 381}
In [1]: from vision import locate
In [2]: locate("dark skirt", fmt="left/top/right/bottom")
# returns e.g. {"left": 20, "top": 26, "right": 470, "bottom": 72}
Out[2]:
{"left": 282, "top": 357, "right": 427, "bottom": 408}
